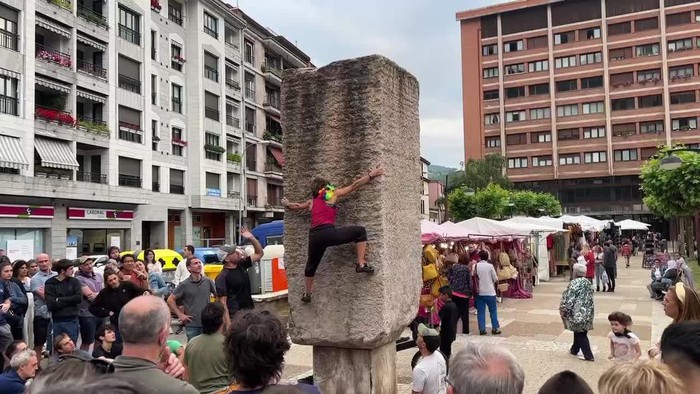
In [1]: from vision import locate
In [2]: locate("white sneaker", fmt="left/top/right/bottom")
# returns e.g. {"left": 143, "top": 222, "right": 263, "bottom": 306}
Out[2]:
{"left": 496, "top": 297, "right": 502, "bottom": 303}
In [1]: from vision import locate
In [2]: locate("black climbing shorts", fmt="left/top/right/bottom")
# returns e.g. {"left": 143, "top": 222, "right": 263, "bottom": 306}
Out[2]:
{"left": 305, "top": 225, "right": 367, "bottom": 277}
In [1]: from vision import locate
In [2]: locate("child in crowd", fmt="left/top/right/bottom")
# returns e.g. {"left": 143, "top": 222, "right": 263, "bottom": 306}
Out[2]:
{"left": 607, "top": 311, "right": 641, "bottom": 363}
{"left": 438, "top": 285, "right": 458, "bottom": 360}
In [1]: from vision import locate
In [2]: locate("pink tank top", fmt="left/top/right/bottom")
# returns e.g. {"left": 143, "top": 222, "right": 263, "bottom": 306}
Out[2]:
{"left": 310, "top": 195, "right": 337, "bottom": 228}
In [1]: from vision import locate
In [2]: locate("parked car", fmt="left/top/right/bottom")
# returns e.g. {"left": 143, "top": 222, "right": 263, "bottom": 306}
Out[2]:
{"left": 240, "top": 220, "right": 284, "bottom": 248}
{"left": 120, "top": 249, "right": 184, "bottom": 271}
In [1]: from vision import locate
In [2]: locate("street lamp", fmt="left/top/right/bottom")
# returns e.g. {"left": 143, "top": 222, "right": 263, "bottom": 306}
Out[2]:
{"left": 659, "top": 148, "right": 700, "bottom": 171}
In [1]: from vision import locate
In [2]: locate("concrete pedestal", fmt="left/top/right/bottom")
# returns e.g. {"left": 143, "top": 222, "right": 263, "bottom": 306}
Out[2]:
{"left": 313, "top": 342, "right": 397, "bottom": 394}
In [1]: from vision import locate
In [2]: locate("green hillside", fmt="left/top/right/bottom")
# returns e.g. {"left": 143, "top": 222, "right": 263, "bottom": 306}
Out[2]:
{"left": 427, "top": 164, "right": 456, "bottom": 182}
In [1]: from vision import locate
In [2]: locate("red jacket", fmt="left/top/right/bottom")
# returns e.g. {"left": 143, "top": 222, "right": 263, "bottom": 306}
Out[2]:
{"left": 585, "top": 251, "right": 595, "bottom": 278}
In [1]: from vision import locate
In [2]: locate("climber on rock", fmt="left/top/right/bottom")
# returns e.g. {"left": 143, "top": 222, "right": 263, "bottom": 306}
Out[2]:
{"left": 282, "top": 165, "right": 385, "bottom": 303}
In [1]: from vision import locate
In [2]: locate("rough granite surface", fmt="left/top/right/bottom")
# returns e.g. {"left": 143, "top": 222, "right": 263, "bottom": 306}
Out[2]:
{"left": 282, "top": 55, "right": 422, "bottom": 349}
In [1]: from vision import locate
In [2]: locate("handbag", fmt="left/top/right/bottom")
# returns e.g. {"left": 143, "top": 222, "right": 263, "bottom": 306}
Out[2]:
{"left": 422, "top": 263, "right": 439, "bottom": 282}
{"left": 431, "top": 276, "right": 448, "bottom": 297}
{"left": 497, "top": 282, "right": 509, "bottom": 292}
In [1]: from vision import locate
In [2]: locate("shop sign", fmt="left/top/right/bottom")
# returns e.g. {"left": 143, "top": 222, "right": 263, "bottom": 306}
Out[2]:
{"left": 68, "top": 208, "right": 134, "bottom": 221}
{"left": 206, "top": 188, "right": 221, "bottom": 197}
{"left": 0, "top": 204, "right": 54, "bottom": 219}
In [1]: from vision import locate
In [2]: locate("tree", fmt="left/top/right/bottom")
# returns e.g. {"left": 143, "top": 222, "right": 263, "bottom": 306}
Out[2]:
{"left": 448, "top": 183, "right": 561, "bottom": 222}
{"left": 446, "top": 154, "right": 512, "bottom": 192}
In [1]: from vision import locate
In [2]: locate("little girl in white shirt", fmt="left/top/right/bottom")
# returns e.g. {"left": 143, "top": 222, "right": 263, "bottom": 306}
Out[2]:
{"left": 607, "top": 311, "right": 641, "bottom": 363}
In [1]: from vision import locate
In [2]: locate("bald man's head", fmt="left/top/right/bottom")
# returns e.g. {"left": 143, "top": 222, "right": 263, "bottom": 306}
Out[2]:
{"left": 119, "top": 295, "right": 171, "bottom": 346}
{"left": 35, "top": 253, "right": 51, "bottom": 272}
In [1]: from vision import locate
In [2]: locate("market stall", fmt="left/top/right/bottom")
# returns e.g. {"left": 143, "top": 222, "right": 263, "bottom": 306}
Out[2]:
{"left": 616, "top": 219, "right": 650, "bottom": 231}
{"left": 502, "top": 217, "right": 563, "bottom": 282}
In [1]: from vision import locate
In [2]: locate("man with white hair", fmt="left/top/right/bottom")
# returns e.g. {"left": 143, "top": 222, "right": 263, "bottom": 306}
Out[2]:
{"left": 446, "top": 342, "right": 524, "bottom": 394}
{"left": 0, "top": 349, "right": 38, "bottom": 393}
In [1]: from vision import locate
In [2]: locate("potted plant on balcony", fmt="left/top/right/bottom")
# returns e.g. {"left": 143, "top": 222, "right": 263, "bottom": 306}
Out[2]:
{"left": 204, "top": 144, "right": 225, "bottom": 153}
{"left": 172, "top": 137, "right": 188, "bottom": 146}
{"left": 151, "top": 0, "right": 162, "bottom": 11}
{"left": 172, "top": 55, "right": 186, "bottom": 64}
{"left": 50, "top": 0, "right": 72, "bottom": 12}
{"left": 227, "top": 153, "right": 242, "bottom": 163}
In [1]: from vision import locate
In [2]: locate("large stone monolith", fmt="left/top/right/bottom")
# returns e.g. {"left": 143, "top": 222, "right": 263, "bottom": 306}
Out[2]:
{"left": 282, "top": 55, "right": 422, "bottom": 393}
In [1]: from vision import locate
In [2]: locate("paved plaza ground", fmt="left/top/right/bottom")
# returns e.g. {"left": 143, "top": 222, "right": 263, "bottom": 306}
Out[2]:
{"left": 276, "top": 255, "right": 671, "bottom": 393}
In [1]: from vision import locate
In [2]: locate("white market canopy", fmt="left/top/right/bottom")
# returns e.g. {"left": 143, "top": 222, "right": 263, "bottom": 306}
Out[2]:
{"left": 455, "top": 217, "right": 532, "bottom": 241}
{"left": 503, "top": 216, "right": 564, "bottom": 232}
{"left": 616, "top": 219, "right": 650, "bottom": 231}
{"left": 421, "top": 219, "right": 443, "bottom": 244}
{"left": 558, "top": 215, "right": 610, "bottom": 232}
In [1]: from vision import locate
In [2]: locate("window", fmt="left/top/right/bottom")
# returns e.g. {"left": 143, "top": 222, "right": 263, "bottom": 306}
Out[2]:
{"left": 169, "top": 169, "right": 184, "bottom": 194}
{"left": 611, "top": 97, "right": 635, "bottom": 111}
{"left": 529, "top": 83, "right": 550, "bottom": 95}
{"left": 172, "top": 83, "right": 182, "bottom": 113}
{"left": 556, "top": 79, "right": 577, "bottom": 92}
{"left": 0, "top": 75, "right": 19, "bottom": 116}
{"left": 483, "top": 67, "right": 499, "bottom": 79}
{"left": 171, "top": 127, "right": 183, "bottom": 156}
{"left": 671, "top": 91, "right": 696, "bottom": 105}
{"left": 168, "top": 1, "right": 183, "bottom": 26}
{"left": 669, "top": 65, "right": 694, "bottom": 79}
{"left": 637, "top": 69, "right": 661, "bottom": 82}
{"left": 204, "top": 132, "right": 221, "bottom": 160}
{"left": 582, "top": 101, "right": 604, "bottom": 114}
{"left": 204, "top": 92, "right": 219, "bottom": 121}
{"left": 555, "top": 55, "right": 576, "bottom": 69}
{"left": 505, "top": 87, "right": 525, "bottom": 99}
{"left": 614, "top": 149, "right": 638, "bottom": 162}
{"left": 608, "top": 21, "right": 631, "bottom": 36}
{"left": 244, "top": 40, "right": 255, "bottom": 65}
{"left": 584, "top": 151, "right": 607, "bottom": 163}
{"left": 484, "top": 113, "right": 500, "bottom": 125}
{"left": 504, "top": 40, "right": 523, "bottom": 53}
{"left": 151, "top": 74, "right": 157, "bottom": 105}
{"left": 225, "top": 24, "right": 239, "bottom": 47}
{"left": 118, "top": 106, "right": 142, "bottom": 143}
{"left": 532, "top": 156, "right": 553, "bottom": 167}
{"left": 666, "top": 12, "right": 691, "bottom": 27}
{"left": 507, "top": 157, "right": 528, "bottom": 168}
{"left": 583, "top": 127, "right": 605, "bottom": 139}
{"left": 205, "top": 172, "right": 220, "bottom": 192}
{"left": 151, "top": 120, "right": 158, "bottom": 151}
{"left": 559, "top": 154, "right": 580, "bottom": 165}
{"left": 506, "top": 134, "right": 527, "bottom": 145}
{"left": 482, "top": 44, "right": 497, "bottom": 56}
{"left": 150, "top": 30, "right": 156, "bottom": 60}
{"left": 610, "top": 72, "right": 634, "bottom": 85}
{"left": 639, "top": 94, "right": 662, "bottom": 108}
{"left": 609, "top": 47, "right": 632, "bottom": 61}
{"left": 171, "top": 43, "right": 183, "bottom": 72}
{"left": 505, "top": 63, "right": 525, "bottom": 75}
{"left": 506, "top": 110, "right": 526, "bottom": 123}
{"left": 581, "top": 27, "right": 601, "bottom": 40}
{"left": 0, "top": 6, "right": 18, "bottom": 51}
{"left": 485, "top": 136, "right": 501, "bottom": 148}
{"left": 636, "top": 43, "right": 659, "bottom": 57}
{"left": 668, "top": 38, "right": 693, "bottom": 52}
{"left": 612, "top": 123, "right": 636, "bottom": 136}
{"left": 558, "top": 128, "right": 579, "bottom": 141}
{"left": 579, "top": 52, "right": 602, "bottom": 66}
{"left": 531, "top": 131, "right": 551, "bottom": 143}
{"left": 554, "top": 31, "right": 574, "bottom": 45}
{"left": 483, "top": 90, "right": 499, "bottom": 100}
{"left": 640, "top": 147, "right": 658, "bottom": 160}
{"left": 673, "top": 117, "right": 698, "bottom": 131}
{"left": 528, "top": 36, "right": 548, "bottom": 49}
{"left": 581, "top": 76, "right": 603, "bottom": 89}
{"left": 528, "top": 60, "right": 548, "bottom": 73}
{"left": 640, "top": 121, "right": 663, "bottom": 134}
{"left": 635, "top": 17, "right": 658, "bottom": 31}
{"left": 118, "top": 6, "right": 141, "bottom": 45}
{"left": 557, "top": 104, "right": 579, "bottom": 117}
{"left": 204, "top": 51, "right": 218, "bottom": 82}
{"left": 529, "top": 108, "right": 551, "bottom": 120}
{"left": 203, "top": 12, "right": 218, "bottom": 38}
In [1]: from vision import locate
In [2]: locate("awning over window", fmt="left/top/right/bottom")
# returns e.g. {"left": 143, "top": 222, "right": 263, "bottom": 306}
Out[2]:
{"left": 0, "top": 134, "right": 29, "bottom": 170}
{"left": 77, "top": 35, "right": 107, "bottom": 52}
{"left": 36, "top": 16, "right": 71, "bottom": 39}
{"left": 35, "top": 77, "right": 71, "bottom": 94}
{"left": 76, "top": 90, "right": 106, "bottom": 104}
{"left": 268, "top": 146, "right": 285, "bottom": 166}
{"left": 34, "top": 137, "right": 79, "bottom": 170}
{"left": 0, "top": 67, "right": 20, "bottom": 79}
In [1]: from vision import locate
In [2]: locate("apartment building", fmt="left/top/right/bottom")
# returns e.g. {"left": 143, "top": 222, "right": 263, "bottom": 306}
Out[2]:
{"left": 0, "top": 0, "right": 310, "bottom": 257}
{"left": 421, "top": 157, "right": 430, "bottom": 220}
{"left": 457, "top": 0, "right": 700, "bottom": 217}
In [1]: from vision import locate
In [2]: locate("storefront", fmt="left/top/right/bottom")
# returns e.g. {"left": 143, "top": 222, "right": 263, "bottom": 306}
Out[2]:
{"left": 66, "top": 207, "right": 135, "bottom": 256}
{"left": 0, "top": 204, "right": 54, "bottom": 260}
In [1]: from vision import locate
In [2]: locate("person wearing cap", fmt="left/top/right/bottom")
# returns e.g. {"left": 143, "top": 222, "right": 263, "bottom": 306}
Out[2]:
{"left": 215, "top": 228, "right": 264, "bottom": 327}
{"left": 559, "top": 262, "right": 595, "bottom": 362}
{"left": 412, "top": 323, "right": 447, "bottom": 394}
{"left": 75, "top": 256, "right": 105, "bottom": 352}
{"left": 44, "top": 259, "right": 83, "bottom": 346}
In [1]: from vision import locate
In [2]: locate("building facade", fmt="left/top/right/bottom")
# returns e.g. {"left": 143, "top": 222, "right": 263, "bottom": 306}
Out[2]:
{"left": 428, "top": 180, "right": 445, "bottom": 223}
{"left": 457, "top": 0, "right": 700, "bottom": 218}
{"left": 421, "top": 157, "right": 430, "bottom": 220}
{"left": 0, "top": 0, "right": 310, "bottom": 258}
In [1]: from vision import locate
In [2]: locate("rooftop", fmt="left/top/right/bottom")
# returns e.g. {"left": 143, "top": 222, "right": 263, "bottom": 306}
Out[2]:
{"left": 456, "top": 0, "right": 559, "bottom": 21}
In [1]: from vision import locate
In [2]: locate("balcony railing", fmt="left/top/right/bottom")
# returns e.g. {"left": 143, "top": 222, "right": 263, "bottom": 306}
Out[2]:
{"left": 203, "top": 26, "right": 217, "bottom": 38}
{"left": 77, "top": 5, "right": 107, "bottom": 28}
{"left": 0, "top": 95, "right": 18, "bottom": 116}
{"left": 119, "top": 175, "right": 141, "bottom": 188}
{"left": 118, "top": 74, "right": 141, "bottom": 93}
{"left": 35, "top": 106, "right": 75, "bottom": 126}
{"left": 47, "top": 0, "right": 72, "bottom": 12}
{"left": 267, "top": 196, "right": 283, "bottom": 207}
{"left": 228, "top": 190, "right": 240, "bottom": 199}
{"left": 204, "top": 66, "right": 219, "bottom": 82}
{"left": 76, "top": 171, "right": 107, "bottom": 184}
{"left": 226, "top": 78, "right": 240, "bottom": 90}
{"left": 77, "top": 59, "right": 107, "bottom": 79}
{"left": 265, "top": 162, "right": 283, "bottom": 174}
{"left": 264, "top": 131, "right": 282, "bottom": 143}
{"left": 226, "top": 115, "right": 240, "bottom": 128}
{"left": 152, "top": 182, "right": 160, "bottom": 192}
{"left": 168, "top": 9, "right": 183, "bottom": 25}
{"left": 245, "top": 88, "right": 255, "bottom": 100}
{"left": 264, "top": 96, "right": 280, "bottom": 110}
{"left": 247, "top": 195, "right": 258, "bottom": 207}
{"left": 0, "top": 29, "right": 19, "bottom": 51}
{"left": 77, "top": 116, "right": 108, "bottom": 135}
{"left": 263, "top": 63, "right": 283, "bottom": 79}
{"left": 36, "top": 44, "right": 71, "bottom": 67}
{"left": 118, "top": 24, "right": 141, "bottom": 45}
{"left": 119, "top": 121, "right": 142, "bottom": 143}
{"left": 172, "top": 99, "right": 182, "bottom": 113}
{"left": 245, "top": 123, "right": 256, "bottom": 134}
{"left": 205, "top": 107, "right": 220, "bottom": 121}
{"left": 170, "top": 184, "right": 185, "bottom": 194}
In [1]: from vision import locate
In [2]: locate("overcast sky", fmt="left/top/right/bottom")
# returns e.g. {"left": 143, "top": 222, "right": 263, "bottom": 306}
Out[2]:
{"left": 233, "top": 0, "right": 507, "bottom": 168}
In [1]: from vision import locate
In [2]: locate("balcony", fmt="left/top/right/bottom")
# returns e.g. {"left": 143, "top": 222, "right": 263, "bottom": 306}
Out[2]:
{"left": 76, "top": 171, "right": 107, "bottom": 184}
{"left": 263, "top": 131, "right": 282, "bottom": 146}
{"left": 0, "top": 29, "right": 19, "bottom": 51}
{"left": 204, "top": 66, "right": 219, "bottom": 82}
{"left": 226, "top": 115, "right": 240, "bottom": 128}
{"left": 77, "top": 5, "right": 107, "bottom": 29}
{"left": 118, "top": 24, "right": 141, "bottom": 46}
{"left": 203, "top": 26, "right": 217, "bottom": 38}
{"left": 263, "top": 96, "right": 280, "bottom": 114}
{"left": 228, "top": 190, "right": 240, "bottom": 199}
{"left": 266, "top": 196, "right": 283, "bottom": 208}
{"left": 205, "top": 107, "right": 220, "bottom": 121}
{"left": 77, "top": 59, "right": 107, "bottom": 79}
{"left": 46, "top": 0, "right": 72, "bottom": 12}
{"left": 77, "top": 116, "right": 109, "bottom": 136}
{"left": 36, "top": 44, "right": 72, "bottom": 68}
{"left": 168, "top": 9, "right": 183, "bottom": 26}
{"left": 35, "top": 106, "right": 76, "bottom": 126}
{"left": 118, "top": 121, "right": 142, "bottom": 143}
{"left": 152, "top": 181, "right": 160, "bottom": 192}
{"left": 245, "top": 123, "right": 256, "bottom": 134}
{"left": 170, "top": 184, "right": 185, "bottom": 194}
{"left": 118, "top": 75, "right": 141, "bottom": 94}
{"left": 226, "top": 78, "right": 240, "bottom": 91}
{"left": 118, "top": 174, "right": 142, "bottom": 188}
{"left": 247, "top": 195, "right": 258, "bottom": 207}
{"left": 265, "top": 162, "right": 283, "bottom": 175}
{"left": 245, "top": 88, "right": 255, "bottom": 100}
{"left": 151, "top": 0, "right": 162, "bottom": 12}
{"left": 0, "top": 95, "right": 18, "bottom": 116}
{"left": 262, "top": 63, "right": 283, "bottom": 85}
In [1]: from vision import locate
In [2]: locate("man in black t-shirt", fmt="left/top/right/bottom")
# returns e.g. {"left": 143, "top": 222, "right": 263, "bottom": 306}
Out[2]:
{"left": 215, "top": 228, "right": 264, "bottom": 327}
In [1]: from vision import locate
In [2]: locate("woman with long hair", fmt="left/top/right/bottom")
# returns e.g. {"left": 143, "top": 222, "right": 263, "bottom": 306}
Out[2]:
{"left": 648, "top": 283, "right": 700, "bottom": 358}
{"left": 144, "top": 249, "right": 161, "bottom": 274}
{"left": 12, "top": 260, "right": 31, "bottom": 292}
